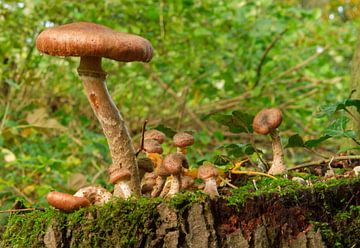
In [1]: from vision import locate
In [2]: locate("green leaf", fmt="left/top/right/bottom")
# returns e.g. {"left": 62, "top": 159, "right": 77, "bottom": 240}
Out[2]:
{"left": 323, "top": 116, "right": 352, "bottom": 138}
{"left": 211, "top": 111, "right": 254, "bottom": 134}
{"left": 304, "top": 135, "right": 331, "bottom": 148}
{"left": 285, "top": 134, "right": 305, "bottom": 148}
{"left": 213, "top": 155, "right": 230, "bottom": 165}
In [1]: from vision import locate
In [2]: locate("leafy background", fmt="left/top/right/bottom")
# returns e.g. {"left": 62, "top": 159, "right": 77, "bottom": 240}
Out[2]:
{"left": 1, "top": 0, "right": 360, "bottom": 212}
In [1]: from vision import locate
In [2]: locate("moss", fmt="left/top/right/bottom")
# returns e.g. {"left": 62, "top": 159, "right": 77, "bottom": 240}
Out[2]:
{"left": 1, "top": 208, "right": 63, "bottom": 248}
{"left": 1, "top": 176, "right": 359, "bottom": 247}
{"left": 313, "top": 205, "right": 360, "bottom": 247}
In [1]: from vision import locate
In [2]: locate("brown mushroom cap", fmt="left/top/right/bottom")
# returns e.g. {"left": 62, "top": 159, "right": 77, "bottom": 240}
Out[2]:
{"left": 36, "top": 22, "right": 153, "bottom": 62}
{"left": 144, "top": 139, "right": 163, "bottom": 154}
{"left": 109, "top": 168, "right": 131, "bottom": 184}
{"left": 197, "top": 164, "right": 219, "bottom": 180}
{"left": 144, "top": 130, "right": 166, "bottom": 144}
{"left": 157, "top": 153, "right": 187, "bottom": 177}
{"left": 252, "top": 108, "right": 283, "bottom": 135}
{"left": 47, "top": 191, "right": 90, "bottom": 212}
{"left": 173, "top": 132, "right": 194, "bottom": 148}
{"left": 137, "top": 157, "right": 154, "bottom": 173}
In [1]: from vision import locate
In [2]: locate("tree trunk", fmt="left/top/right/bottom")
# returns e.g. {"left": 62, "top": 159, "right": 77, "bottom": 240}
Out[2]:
{"left": 2, "top": 178, "right": 360, "bottom": 247}
{"left": 349, "top": 30, "right": 360, "bottom": 149}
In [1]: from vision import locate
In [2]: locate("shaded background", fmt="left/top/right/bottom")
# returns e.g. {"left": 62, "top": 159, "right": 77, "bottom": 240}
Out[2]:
{"left": 0, "top": 0, "right": 360, "bottom": 209}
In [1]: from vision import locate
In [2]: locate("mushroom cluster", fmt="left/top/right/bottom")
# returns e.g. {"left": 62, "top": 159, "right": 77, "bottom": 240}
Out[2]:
{"left": 36, "top": 22, "right": 221, "bottom": 212}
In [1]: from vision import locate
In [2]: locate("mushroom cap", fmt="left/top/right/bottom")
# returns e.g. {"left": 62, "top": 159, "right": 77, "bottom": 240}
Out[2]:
{"left": 197, "top": 164, "right": 219, "bottom": 180}
{"left": 137, "top": 157, "right": 154, "bottom": 173}
{"left": 157, "top": 153, "right": 187, "bottom": 177}
{"left": 47, "top": 191, "right": 90, "bottom": 212}
{"left": 144, "top": 130, "right": 166, "bottom": 144}
{"left": 144, "top": 139, "right": 163, "bottom": 154}
{"left": 36, "top": 22, "right": 153, "bottom": 62}
{"left": 252, "top": 108, "right": 283, "bottom": 135}
{"left": 173, "top": 132, "right": 194, "bottom": 148}
{"left": 109, "top": 168, "right": 131, "bottom": 184}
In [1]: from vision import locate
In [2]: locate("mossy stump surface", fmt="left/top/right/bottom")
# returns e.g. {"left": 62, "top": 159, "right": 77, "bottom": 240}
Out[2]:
{"left": 1, "top": 177, "right": 359, "bottom": 247}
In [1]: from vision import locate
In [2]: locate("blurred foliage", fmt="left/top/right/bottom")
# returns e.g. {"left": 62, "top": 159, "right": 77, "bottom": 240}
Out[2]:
{"left": 0, "top": 0, "right": 360, "bottom": 209}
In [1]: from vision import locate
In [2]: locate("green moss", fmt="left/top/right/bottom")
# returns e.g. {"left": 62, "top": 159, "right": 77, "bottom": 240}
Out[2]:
{"left": 1, "top": 177, "right": 359, "bottom": 247}
{"left": 1, "top": 209, "right": 64, "bottom": 248}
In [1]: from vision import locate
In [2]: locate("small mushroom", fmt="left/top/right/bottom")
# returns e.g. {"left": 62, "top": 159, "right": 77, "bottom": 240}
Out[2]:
{"left": 137, "top": 157, "right": 154, "bottom": 180}
{"left": 151, "top": 153, "right": 187, "bottom": 197}
{"left": 197, "top": 163, "right": 220, "bottom": 199}
{"left": 144, "top": 129, "right": 166, "bottom": 144}
{"left": 109, "top": 167, "right": 132, "bottom": 199}
{"left": 36, "top": 22, "right": 154, "bottom": 197}
{"left": 173, "top": 132, "right": 194, "bottom": 155}
{"left": 143, "top": 139, "right": 163, "bottom": 168}
{"left": 252, "top": 108, "right": 286, "bottom": 175}
{"left": 47, "top": 191, "right": 90, "bottom": 212}
{"left": 74, "top": 186, "right": 112, "bottom": 205}
{"left": 180, "top": 175, "right": 195, "bottom": 191}
{"left": 354, "top": 166, "right": 360, "bottom": 176}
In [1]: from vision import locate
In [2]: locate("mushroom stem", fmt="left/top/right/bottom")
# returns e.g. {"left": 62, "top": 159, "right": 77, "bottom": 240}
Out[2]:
{"left": 151, "top": 176, "right": 166, "bottom": 198}
{"left": 113, "top": 180, "right": 133, "bottom": 199}
{"left": 268, "top": 130, "right": 286, "bottom": 175}
{"left": 176, "top": 147, "right": 186, "bottom": 155}
{"left": 203, "top": 177, "right": 219, "bottom": 199}
{"left": 78, "top": 56, "right": 140, "bottom": 197}
{"left": 166, "top": 175, "right": 181, "bottom": 197}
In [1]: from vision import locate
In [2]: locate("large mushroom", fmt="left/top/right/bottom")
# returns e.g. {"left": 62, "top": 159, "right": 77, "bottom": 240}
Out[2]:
{"left": 36, "top": 22, "right": 154, "bottom": 197}
{"left": 252, "top": 108, "right": 286, "bottom": 175}
{"left": 47, "top": 191, "right": 90, "bottom": 213}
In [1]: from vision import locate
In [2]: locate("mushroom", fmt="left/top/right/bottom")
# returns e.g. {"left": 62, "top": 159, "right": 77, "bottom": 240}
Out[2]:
{"left": 197, "top": 163, "right": 220, "bottom": 199}
{"left": 173, "top": 132, "right": 194, "bottom": 155}
{"left": 137, "top": 157, "right": 154, "bottom": 180}
{"left": 73, "top": 186, "right": 112, "bottom": 205}
{"left": 47, "top": 191, "right": 90, "bottom": 212}
{"left": 141, "top": 172, "right": 157, "bottom": 196}
{"left": 151, "top": 153, "right": 187, "bottom": 197}
{"left": 144, "top": 129, "right": 166, "bottom": 144}
{"left": 108, "top": 167, "right": 132, "bottom": 198}
{"left": 36, "top": 22, "right": 154, "bottom": 197}
{"left": 252, "top": 108, "right": 287, "bottom": 175}
{"left": 143, "top": 139, "right": 163, "bottom": 167}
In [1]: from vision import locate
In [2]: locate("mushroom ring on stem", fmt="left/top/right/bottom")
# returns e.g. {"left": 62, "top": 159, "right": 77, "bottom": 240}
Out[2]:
{"left": 36, "top": 22, "right": 154, "bottom": 197}
{"left": 252, "top": 108, "right": 286, "bottom": 175}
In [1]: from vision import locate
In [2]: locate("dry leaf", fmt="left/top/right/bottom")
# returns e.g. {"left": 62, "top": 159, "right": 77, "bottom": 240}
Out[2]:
{"left": 26, "top": 108, "right": 66, "bottom": 131}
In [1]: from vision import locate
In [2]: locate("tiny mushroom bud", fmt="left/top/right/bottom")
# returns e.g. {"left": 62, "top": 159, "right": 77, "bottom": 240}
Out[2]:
{"left": 181, "top": 175, "right": 195, "bottom": 191}
{"left": 144, "top": 129, "right": 166, "bottom": 144}
{"left": 198, "top": 163, "right": 220, "bottom": 199}
{"left": 47, "top": 191, "right": 90, "bottom": 213}
{"left": 252, "top": 108, "right": 287, "bottom": 175}
{"left": 143, "top": 139, "right": 163, "bottom": 168}
{"left": 74, "top": 186, "right": 112, "bottom": 205}
{"left": 137, "top": 157, "right": 154, "bottom": 180}
{"left": 173, "top": 132, "right": 194, "bottom": 155}
{"left": 36, "top": 22, "right": 154, "bottom": 198}
{"left": 109, "top": 168, "right": 132, "bottom": 199}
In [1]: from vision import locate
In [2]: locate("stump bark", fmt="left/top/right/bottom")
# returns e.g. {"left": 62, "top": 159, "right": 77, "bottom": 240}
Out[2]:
{"left": 1, "top": 178, "right": 360, "bottom": 247}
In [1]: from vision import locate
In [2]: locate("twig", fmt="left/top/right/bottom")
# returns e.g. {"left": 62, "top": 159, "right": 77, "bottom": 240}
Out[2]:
{"left": 0, "top": 207, "right": 45, "bottom": 214}
{"left": 218, "top": 175, "right": 238, "bottom": 189}
{"left": 135, "top": 120, "right": 148, "bottom": 157}
{"left": 254, "top": 29, "right": 288, "bottom": 88}
{"left": 289, "top": 155, "right": 360, "bottom": 171}
{"left": 144, "top": 64, "right": 211, "bottom": 132}
{"left": 230, "top": 170, "right": 277, "bottom": 180}
{"left": 272, "top": 45, "right": 329, "bottom": 81}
